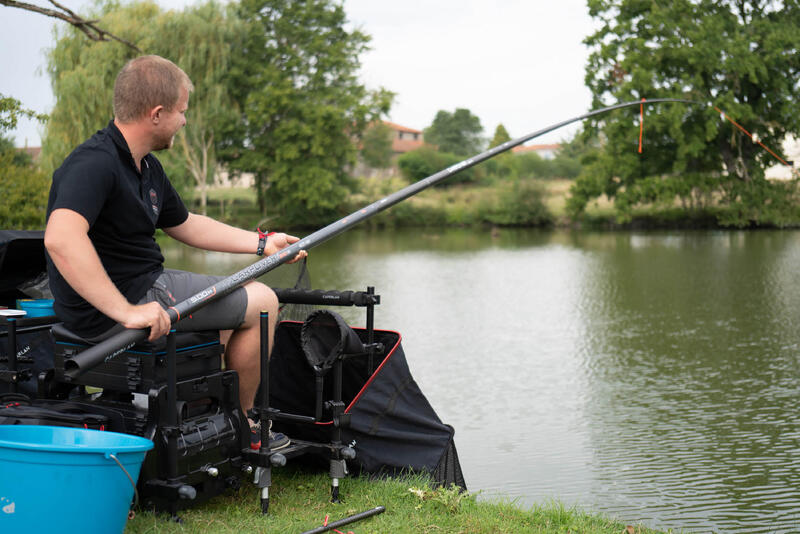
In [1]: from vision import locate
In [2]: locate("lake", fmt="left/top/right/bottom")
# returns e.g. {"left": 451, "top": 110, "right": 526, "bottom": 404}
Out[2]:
{"left": 162, "top": 227, "right": 800, "bottom": 533}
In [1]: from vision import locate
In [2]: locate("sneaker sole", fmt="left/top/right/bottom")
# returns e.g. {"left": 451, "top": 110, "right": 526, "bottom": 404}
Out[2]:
{"left": 250, "top": 437, "right": 291, "bottom": 451}
{"left": 270, "top": 437, "right": 291, "bottom": 450}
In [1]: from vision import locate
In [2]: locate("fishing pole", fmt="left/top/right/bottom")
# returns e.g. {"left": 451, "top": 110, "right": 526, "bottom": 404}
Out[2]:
{"left": 63, "top": 97, "right": 700, "bottom": 378}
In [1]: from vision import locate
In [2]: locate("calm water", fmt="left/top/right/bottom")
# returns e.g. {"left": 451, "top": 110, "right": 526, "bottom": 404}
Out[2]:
{"left": 162, "top": 228, "right": 800, "bottom": 533}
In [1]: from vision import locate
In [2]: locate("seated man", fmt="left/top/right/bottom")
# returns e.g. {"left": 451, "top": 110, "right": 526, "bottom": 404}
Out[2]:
{"left": 44, "top": 55, "right": 306, "bottom": 450}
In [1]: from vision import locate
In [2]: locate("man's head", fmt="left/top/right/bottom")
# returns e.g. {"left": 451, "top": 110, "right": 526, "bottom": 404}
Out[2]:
{"left": 114, "top": 55, "right": 193, "bottom": 122}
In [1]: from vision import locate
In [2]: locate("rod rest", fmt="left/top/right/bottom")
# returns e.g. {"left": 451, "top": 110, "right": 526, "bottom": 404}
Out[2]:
{"left": 273, "top": 288, "right": 380, "bottom": 307}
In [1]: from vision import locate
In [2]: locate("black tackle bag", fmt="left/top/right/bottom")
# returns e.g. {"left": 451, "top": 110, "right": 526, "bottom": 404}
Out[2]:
{"left": 268, "top": 317, "right": 466, "bottom": 490}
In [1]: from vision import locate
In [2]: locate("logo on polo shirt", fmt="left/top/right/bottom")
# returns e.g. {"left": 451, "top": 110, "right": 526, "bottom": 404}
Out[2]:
{"left": 149, "top": 188, "right": 159, "bottom": 215}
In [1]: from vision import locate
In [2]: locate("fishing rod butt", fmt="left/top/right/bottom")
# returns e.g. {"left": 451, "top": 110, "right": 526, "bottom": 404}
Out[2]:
{"left": 62, "top": 327, "right": 149, "bottom": 379}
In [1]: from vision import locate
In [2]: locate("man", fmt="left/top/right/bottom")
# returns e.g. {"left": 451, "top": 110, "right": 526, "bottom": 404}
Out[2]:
{"left": 44, "top": 55, "right": 305, "bottom": 449}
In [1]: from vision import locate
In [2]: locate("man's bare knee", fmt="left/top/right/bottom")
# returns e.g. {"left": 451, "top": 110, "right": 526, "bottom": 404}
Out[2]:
{"left": 243, "top": 282, "right": 278, "bottom": 324}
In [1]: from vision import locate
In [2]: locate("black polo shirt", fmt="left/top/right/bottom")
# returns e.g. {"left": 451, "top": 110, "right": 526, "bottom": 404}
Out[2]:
{"left": 46, "top": 120, "right": 189, "bottom": 337}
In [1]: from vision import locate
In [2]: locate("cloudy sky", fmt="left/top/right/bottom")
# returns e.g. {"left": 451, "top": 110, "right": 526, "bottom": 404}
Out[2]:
{"left": 1, "top": 0, "right": 597, "bottom": 148}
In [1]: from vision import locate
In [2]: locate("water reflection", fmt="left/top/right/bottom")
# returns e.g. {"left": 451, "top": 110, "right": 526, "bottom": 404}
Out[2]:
{"left": 160, "top": 228, "right": 800, "bottom": 533}
{"left": 576, "top": 231, "right": 800, "bottom": 532}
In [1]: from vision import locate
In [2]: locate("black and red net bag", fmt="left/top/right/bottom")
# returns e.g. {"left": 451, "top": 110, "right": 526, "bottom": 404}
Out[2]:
{"left": 267, "top": 311, "right": 466, "bottom": 490}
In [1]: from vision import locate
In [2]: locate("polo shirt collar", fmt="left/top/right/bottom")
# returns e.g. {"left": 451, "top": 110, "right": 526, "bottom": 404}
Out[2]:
{"left": 106, "top": 119, "right": 150, "bottom": 172}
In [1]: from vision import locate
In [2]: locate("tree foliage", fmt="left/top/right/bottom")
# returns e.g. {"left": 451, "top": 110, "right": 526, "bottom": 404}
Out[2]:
{"left": 424, "top": 108, "right": 484, "bottom": 157}
{"left": 489, "top": 124, "right": 511, "bottom": 149}
{"left": 487, "top": 123, "right": 515, "bottom": 178}
{"left": 0, "top": 94, "right": 47, "bottom": 132}
{"left": 573, "top": 0, "right": 800, "bottom": 226}
{"left": 226, "top": 0, "right": 392, "bottom": 225}
{"left": 360, "top": 122, "right": 394, "bottom": 169}
{"left": 0, "top": 135, "right": 48, "bottom": 229}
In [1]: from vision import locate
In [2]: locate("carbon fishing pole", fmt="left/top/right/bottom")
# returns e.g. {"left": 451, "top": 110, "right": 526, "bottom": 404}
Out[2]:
{"left": 64, "top": 97, "right": 701, "bottom": 378}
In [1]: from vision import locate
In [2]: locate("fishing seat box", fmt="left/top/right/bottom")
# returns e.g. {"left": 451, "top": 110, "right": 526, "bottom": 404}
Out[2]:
{"left": 80, "top": 368, "right": 248, "bottom": 511}
{"left": 52, "top": 324, "right": 223, "bottom": 393}
{"left": 1, "top": 315, "right": 59, "bottom": 396}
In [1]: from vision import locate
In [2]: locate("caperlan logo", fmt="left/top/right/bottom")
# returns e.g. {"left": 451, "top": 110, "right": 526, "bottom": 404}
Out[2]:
{"left": 105, "top": 342, "right": 135, "bottom": 362}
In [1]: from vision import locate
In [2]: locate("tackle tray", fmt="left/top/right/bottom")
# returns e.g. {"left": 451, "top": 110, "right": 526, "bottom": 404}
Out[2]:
{"left": 52, "top": 324, "right": 223, "bottom": 393}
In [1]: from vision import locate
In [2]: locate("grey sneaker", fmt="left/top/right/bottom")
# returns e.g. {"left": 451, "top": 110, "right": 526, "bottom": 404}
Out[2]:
{"left": 249, "top": 420, "right": 290, "bottom": 450}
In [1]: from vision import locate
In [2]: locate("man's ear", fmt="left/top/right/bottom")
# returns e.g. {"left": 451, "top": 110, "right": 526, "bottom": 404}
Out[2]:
{"left": 149, "top": 105, "right": 164, "bottom": 124}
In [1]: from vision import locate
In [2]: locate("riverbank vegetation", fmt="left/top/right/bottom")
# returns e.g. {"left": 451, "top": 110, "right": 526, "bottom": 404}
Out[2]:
{"left": 124, "top": 466, "right": 666, "bottom": 534}
{"left": 4, "top": 0, "right": 799, "bottom": 232}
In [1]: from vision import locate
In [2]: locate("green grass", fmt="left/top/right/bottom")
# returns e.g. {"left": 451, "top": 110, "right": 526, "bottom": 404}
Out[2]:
{"left": 125, "top": 466, "right": 668, "bottom": 534}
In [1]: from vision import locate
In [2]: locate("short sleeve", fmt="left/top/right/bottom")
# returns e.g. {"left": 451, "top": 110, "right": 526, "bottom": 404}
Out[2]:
{"left": 49, "top": 149, "right": 115, "bottom": 227}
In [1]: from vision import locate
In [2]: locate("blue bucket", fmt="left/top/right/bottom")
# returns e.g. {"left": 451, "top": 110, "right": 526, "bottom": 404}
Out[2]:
{"left": 0, "top": 426, "right": 153, "bottom": 534}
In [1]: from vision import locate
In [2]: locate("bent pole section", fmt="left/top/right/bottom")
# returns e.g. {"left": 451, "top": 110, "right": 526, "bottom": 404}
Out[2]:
{"left": 63, "top": 98, "right": 698, "bottom": 378}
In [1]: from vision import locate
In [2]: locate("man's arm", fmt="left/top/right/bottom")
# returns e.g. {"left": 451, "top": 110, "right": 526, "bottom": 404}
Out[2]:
{"left": 44, "top": 208, "right": 171, "bottom": 341}
{"left": 164, "top": 213, "right": 307, "bottom": 261}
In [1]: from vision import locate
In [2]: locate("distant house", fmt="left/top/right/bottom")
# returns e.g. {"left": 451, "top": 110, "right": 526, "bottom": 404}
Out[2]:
{"left": 383, "top": 121, "right": 425, "bottom": 155}
{"left": 765, "top": 136, "right": 799, "bottom": 180}
{"left": 511, "top": 143, "right": 561, "bottom": 160}
{"left": 16, "top": 146, "right": 41, "bottom": 163}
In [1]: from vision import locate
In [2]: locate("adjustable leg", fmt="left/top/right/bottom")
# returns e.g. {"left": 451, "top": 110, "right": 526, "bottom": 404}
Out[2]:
{"left": 163, "top": 330, "right": 196, "bottom": 520}
{"left": 254, "top": 466, "right": 271, "bottom": 514}
{"left": 255, "top": 311, "right": 285, "bottom": 514}
{"left": 7, "top": 318, "right": 17, "bottom": 394}
{"left": 329, "top": 457, "right": 347, "bottom": 503}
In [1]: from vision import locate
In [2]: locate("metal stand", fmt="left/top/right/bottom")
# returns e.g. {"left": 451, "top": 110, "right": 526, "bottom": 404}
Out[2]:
{"left": 250, "top": 311, "right": 287, "bottom": 515}
{"left": 145, "top": 330, "right": 197, "bottom": 521}
{"left": 0, "top": 318, "right": 38, "bottom": 392}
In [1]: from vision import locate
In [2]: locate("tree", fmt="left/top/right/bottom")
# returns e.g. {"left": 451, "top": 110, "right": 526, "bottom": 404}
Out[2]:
{"left": 360, "top": 122, "right": 394, "bottom": 169}
{"left": 41, "top": 1, "right": 240, "bottom": 212}
{"left": 0, "top": 94, "right": 47, "bottom": 132}
{"left": 150, "top": 2, "right": 243, "bottom": 214}
{"left": 0, "top": 135, "right": 48, "bottom": 229}
{"left": 572, "top": 0, "right": 800, "bottom": 226}
{"left": 226, "top": 0, "right": 393, "bottom": 224}
{"left": 489, "top": 123, "right": 511, "bottom": 149}
{"left": 488, "top": 123, "right": 514, "bottom": 179}
{"left": 423, "top": 108, "right": 483, "bottom": 157}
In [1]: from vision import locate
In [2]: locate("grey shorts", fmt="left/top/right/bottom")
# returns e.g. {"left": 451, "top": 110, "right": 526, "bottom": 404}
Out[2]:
{"left": 86, "top": 269, "right": 248, "bottom": 343}
{"left": 141, "top": 269, "right": 248, "bottom": 332}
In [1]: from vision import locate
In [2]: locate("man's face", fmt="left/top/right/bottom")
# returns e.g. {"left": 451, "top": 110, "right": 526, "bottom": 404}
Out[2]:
{"left": 153, "top": 87, "right": 189, "bottom": 151}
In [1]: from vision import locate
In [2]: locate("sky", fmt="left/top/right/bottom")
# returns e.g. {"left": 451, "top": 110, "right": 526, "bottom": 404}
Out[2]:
{"left": 0, "top": 0, "right": 598, "bottom": 148}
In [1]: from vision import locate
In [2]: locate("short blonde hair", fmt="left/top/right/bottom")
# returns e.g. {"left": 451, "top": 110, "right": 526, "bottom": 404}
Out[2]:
{"left": 113, "top": 55, "right": 193, "bottom": 122}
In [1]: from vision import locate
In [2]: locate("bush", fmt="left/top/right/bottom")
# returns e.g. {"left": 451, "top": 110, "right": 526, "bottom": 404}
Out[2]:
{"left": 514, "top": 151, "right": 582, "bottom": 180}
{"left": 0, "top": 151, "right": 49, "bottom": 229}
{"left": 397, "top": 146, "right": 478, "bottom": 185}
{"left": 481, "top": 179, "right": 551, "bottom": 226}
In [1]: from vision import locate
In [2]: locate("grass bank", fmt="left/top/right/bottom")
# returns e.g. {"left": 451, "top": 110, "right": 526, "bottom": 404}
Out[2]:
{"left": 125, "top": 467, "right": 667, "bottom": 534}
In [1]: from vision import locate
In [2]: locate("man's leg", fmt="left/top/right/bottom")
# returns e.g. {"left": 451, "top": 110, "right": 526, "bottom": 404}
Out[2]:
{"left": 148, "top": 271, "right": 288, "bottom": 449}
{"left": 223, "top": 281, "right": 278, "bottom": 413}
